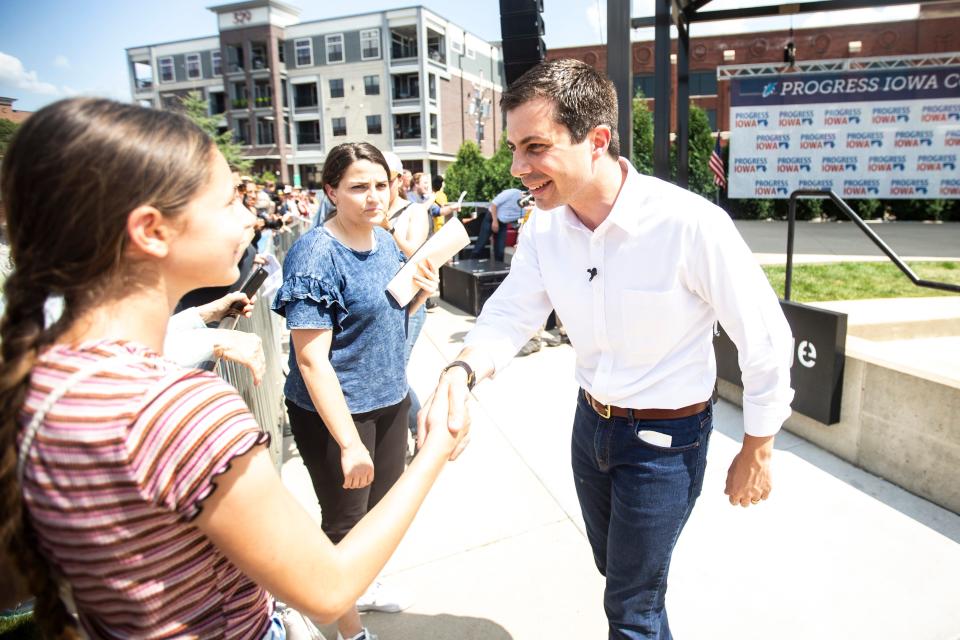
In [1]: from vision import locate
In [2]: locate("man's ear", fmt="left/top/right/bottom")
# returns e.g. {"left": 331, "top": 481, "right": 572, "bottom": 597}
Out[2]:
{"left": 591, "top": 125, "right": 612, "bottom": 159}
{"left": 126, "top": 205, "right": 173, "bottom": 259}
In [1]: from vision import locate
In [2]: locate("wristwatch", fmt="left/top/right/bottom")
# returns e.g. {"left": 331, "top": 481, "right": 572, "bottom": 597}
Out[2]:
{"left": 386, "top": 225, "right": 396, "bottom": 235}
{"left": 441, "top": 360, "right": 476, "bottom": 390}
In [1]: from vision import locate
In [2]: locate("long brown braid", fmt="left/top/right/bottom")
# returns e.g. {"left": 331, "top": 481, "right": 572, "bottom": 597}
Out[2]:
{"left": 0, "top": 98, "right": 215, "bottom": 638}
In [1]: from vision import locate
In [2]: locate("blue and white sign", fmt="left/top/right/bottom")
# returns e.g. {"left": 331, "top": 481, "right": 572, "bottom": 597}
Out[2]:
{"left": 728, "top": 66, "right": 960, "bottom": 199}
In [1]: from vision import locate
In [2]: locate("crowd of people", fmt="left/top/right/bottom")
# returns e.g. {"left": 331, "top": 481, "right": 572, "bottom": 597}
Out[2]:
{"left": 0, "top": 58, "right": 793, "bottom": 640}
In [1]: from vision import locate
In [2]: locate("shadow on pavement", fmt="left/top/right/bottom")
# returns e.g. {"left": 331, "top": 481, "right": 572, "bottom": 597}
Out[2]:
{"left": 712, "top": 409, "right": 960, "bottom": 544}
{"left": 318, "top": 613, "right": 514, "bottom": 640}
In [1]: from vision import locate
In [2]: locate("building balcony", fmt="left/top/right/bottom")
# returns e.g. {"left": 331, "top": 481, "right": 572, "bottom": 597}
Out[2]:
{"left": 392, "top": 96, "right": 421, "bottom": 108}
{"left": 393, "top": 137, "right": 422, "bottom": 147}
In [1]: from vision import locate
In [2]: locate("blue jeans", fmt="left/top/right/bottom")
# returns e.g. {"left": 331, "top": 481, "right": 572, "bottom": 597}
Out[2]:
{"left": 405, "top": 305, "right": 426, "bottom": 436}
{"left": 571, "top": 390, "right": 713, "bottom": 640}
{"left": 470, "top": 211, "right": 508, "bottom": 262}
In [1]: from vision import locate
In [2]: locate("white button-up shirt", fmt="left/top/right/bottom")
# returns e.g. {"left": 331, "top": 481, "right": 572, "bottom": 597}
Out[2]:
{"left": 464, "top": 159, "right": 794, "bottom": 437}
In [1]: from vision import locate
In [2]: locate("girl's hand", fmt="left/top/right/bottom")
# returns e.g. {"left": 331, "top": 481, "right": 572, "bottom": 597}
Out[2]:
{"left": 341, "top": 442, "right": 374, "bottom": 489}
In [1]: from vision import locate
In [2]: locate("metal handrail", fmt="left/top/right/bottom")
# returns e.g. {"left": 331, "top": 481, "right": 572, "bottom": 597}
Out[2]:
{"left": 785, "top": 190, "right": 960, "bottom": 301}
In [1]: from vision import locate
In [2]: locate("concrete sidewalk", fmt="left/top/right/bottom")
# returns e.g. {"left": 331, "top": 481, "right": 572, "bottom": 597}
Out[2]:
{"left": 281, "top": 302, "right": 960, "bottom": 640}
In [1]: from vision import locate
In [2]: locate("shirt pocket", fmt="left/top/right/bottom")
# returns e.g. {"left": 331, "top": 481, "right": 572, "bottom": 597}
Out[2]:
{"left": 620, "top": 287, "right": 692, "bottom": 365}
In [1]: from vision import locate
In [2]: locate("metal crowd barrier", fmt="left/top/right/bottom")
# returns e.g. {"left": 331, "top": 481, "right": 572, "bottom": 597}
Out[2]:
{"left": 216, "top": 223, "right": 307, "bottom": 469}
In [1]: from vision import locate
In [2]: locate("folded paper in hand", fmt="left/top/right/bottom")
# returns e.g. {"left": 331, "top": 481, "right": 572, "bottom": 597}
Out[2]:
{"left": 386, "top": 218, "right": 470, "bottom": 306}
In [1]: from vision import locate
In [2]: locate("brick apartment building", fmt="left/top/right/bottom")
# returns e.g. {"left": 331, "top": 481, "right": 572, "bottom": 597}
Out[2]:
{"left": 547, "top": 0, "right": 960, "bottom": 134}
{"left": 0, "top": 97, "right": 31, "bottom": 124}
{"left": 127, "top": 1, "right": 504, "bottom": 186}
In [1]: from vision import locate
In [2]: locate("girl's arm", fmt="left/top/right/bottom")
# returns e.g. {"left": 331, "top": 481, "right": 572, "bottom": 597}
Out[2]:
{"left": 196, "top": 402, "right": 465, "bottom": 623}
{"left": 291, "top": 328, "right": 373, "bottom": 489}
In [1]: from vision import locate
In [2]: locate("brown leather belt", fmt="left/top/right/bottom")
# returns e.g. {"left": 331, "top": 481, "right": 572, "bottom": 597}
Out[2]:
{"left": 583, "top": 389, "right": 708, "bottom": 421}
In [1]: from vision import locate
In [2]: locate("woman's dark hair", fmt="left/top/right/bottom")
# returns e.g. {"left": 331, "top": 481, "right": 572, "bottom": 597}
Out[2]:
{"left": 501, "top": 58, "right": 620, "bottom": 159}
{"left": 321, "top": 142, "right": 391, "bottom": 192}
{"left": 0, "top": 97, "right": 216, "bottom": 639}
{"left": 431, "top": 174, "right": 444, "bottom": 192}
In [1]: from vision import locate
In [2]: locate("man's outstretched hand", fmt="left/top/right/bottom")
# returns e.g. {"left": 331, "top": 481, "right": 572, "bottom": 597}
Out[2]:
{"left": 417, "top": 366, "right": 472, "bottom": 461}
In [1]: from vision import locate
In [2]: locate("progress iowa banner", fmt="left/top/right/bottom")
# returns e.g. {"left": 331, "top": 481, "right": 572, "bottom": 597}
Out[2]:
{"left": 727, "top": 65, "right": 960, "bottom": 199}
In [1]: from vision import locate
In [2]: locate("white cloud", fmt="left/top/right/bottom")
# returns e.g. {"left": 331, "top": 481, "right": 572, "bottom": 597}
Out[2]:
{"left": 0, "top": 51, "right": 60, "bottom": 96}
{"left": 53, "top": 54, "right": 71, "bottom": 70}
{"left": 62, "top": 85, "right": 79, "bottom": 96}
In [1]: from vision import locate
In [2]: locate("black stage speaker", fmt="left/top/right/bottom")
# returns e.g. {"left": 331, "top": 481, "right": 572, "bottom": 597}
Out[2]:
{"left": 499, "top": 0, "right": 546, "bottom": 86}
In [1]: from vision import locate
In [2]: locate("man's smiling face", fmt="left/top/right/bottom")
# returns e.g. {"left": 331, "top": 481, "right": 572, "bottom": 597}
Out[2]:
{"left": 506, "top": 97, "right": 598, "bottom": 211}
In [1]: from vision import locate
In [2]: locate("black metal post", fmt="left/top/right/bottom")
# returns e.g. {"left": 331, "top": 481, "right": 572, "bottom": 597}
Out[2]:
{"left": 653, "top": 0, "right": 671, "bottom": 180}
{"left": 676, "top": 18, "right": 690, "bottom": 188}
{"left": 786, "top": 193, "right": 798, "bottom": 301}
{"left": 607, "top": 0, "right": 632, "bottom": 160}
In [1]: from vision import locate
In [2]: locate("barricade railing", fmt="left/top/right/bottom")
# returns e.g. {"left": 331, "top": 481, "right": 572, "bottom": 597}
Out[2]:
{"left": 216, "top": 222, "right": 307, "bottom": 468}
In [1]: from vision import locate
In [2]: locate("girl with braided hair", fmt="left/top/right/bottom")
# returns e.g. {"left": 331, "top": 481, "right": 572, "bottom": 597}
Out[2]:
{"left": 0, "top": 98, "right": 466, "bottom": 639}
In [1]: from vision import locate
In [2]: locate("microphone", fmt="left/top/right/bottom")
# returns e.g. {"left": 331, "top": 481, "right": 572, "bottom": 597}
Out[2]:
{"left": 587, "top": 267, "right": 598, "bottom": 282}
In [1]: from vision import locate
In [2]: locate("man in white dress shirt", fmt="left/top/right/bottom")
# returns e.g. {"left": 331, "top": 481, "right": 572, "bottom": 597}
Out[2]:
{"left": 420, "top": 59, "right": 794, "bottom": 639}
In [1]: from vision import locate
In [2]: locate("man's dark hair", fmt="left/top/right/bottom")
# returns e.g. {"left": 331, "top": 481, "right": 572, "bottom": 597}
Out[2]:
{"left": 501, "top": 58, "right": 620, "bottom": 159}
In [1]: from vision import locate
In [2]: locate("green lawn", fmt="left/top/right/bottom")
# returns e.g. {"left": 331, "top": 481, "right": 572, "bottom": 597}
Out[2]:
{"left": 763, "top": 261, "right": 960, "bottom": 302}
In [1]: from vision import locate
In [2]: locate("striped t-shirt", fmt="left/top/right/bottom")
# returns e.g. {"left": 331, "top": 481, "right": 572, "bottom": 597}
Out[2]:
{"left": 18, "top": 339, "right": 273, "bottom": 639}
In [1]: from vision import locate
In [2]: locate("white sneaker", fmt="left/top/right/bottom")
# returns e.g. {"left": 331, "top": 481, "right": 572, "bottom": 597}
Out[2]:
{"left": 336, "top": 628, "right": 378, "bottom": 640}
{"left": 355, "top": 580, "right": 414, "bottom": 613}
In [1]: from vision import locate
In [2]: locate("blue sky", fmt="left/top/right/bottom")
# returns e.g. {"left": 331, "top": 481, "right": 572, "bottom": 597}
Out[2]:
{"left": 1, "top": 0, "right": 918, "bottom": 112}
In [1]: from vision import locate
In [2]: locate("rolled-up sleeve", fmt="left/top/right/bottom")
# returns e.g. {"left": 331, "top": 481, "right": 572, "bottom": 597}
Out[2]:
{"left": 689, "top": 209, "right": 795, "bottom": 437}
{"left": 464, "top": 218, "right": 554, "bottom": 373}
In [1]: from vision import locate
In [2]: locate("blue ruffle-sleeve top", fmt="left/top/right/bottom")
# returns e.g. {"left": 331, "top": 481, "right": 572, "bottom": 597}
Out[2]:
{"left": 272, "top": 225, "right": 409, "bottom": 414}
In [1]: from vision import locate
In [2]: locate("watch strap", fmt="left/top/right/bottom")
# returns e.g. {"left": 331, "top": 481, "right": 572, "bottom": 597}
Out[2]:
{"left": 442, "top": 360, "right": 476, "bottom": 390}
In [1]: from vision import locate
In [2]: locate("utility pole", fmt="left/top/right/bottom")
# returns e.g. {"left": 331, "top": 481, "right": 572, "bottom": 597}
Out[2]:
{"left": 466, "top": 72, "right": 492, "bottom": 147}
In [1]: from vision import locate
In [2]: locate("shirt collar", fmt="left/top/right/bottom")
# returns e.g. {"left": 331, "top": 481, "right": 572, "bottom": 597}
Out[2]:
{"left": 558, "top": 158, "right": 651, "bottom": 236}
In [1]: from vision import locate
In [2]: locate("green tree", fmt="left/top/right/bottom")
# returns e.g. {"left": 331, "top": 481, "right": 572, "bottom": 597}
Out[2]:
{"left": 442, "top": 140, "right": 487, "bottom": 202}
{"left": 668, "top": 104, "right": 716, "bottom": 200}
{"left": 631, "top": 91, "right": 654, "bottom": 176}
{"left": 179, "top": 91, "right": 251, "bottom": 172}
{"left": 475, "top": 134, "right": 519, "bottom": 200}
{"left": 0, "top": 119, "right": 20, "bottom": 156}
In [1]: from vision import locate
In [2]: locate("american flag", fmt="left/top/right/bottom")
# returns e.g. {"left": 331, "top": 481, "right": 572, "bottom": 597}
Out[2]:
{"left": 709, "top": 136, "right": 727, "bottom": 189}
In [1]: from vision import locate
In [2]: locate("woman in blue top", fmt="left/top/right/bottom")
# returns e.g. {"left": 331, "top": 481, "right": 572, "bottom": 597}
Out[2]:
{"left": 272, "top": 143, "right": 438, "bottom": 640}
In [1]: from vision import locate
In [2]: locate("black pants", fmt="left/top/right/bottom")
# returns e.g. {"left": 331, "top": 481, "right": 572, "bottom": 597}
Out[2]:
{"left": 286, "top": 395, "right": 410, "bottom": 543}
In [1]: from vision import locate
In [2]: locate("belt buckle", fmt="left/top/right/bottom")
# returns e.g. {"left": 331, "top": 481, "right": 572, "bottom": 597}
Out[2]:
{"left": 595, "top": 399, "right": 612, "bottom": 420}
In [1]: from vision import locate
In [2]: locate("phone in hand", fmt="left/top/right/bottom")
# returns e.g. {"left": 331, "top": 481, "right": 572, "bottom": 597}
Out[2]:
{"left": 229, "top": 266, "right": 269, "bottom": 315}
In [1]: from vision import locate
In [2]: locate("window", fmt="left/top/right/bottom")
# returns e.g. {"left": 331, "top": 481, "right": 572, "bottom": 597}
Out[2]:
{"left": 429, "top": 113, "right": 438, "bottom": 141}
{"left": 257, "top": 118, "right": 275, "bottom": 145}
{"left": 332, "top": 117, "right": 347, "bottom": 136}
{"left": 360, "top": 29, "right": 380, "bottom": 60}
{"left": 706, "top": 109, "right": 718, "bottom": 132}
{"left": 392, "top": 73, "right": 419, "bottom": 100}
{"left": 254, "top": 80, "right": 272, "bottom": 108}
{"left": 329, "top": 78, "right": 344, "bottom": 99}
{"left": 326, "top": 34, "right": 344, "bottom": 64}
{"left": 251, "top": 42, "right": 268, "bottom": 70}
{"left": 297, "top": 120, "right": 321, "bottom": 145}
{"left": 233, "top": 118, "right": 250, "bottom": 145}
{"left": 428, "top": 74, "right": 436, "bottom": 100}
{"left": 391, "top": 27, "right": 417, "bottom": 59}
{"left": 451, "top": 41, "right": 464, "bottom": 54}
{"left": 465, "top": 46, "right": 475, "bottom": 60}
{"left": 364, "top": 75, "right": 380, "bottom": 96}
{"left": 186, "top": 53, "right": 201, "bottom": 80}
{"left": 295, "top": 39, "right": 313, "bottom": 67}
{"left": 227, "top": 44, "right": 244, "bottom": 72}
{"left": 366, "top": 115, "right": 382, "bottom": 135}
{"left": 394, "top": 113, "right": 421, "bottom": 140}
{"left": 689, "top": 71, "right": 718, "bottom": 96}
{"left": 231, "top": 81, "right": 248, "bottom": 109}
{"left": 210, "top": 91, "right": 226, "bottom": 115}
{"left": 427, "top": 29, "right": 446, "bottom": 64}
{"left": 158, "top": 57, "right": 174, "bottom": 83}
{"left": 632, "top": 75, "right": 655, "bottom": 99}
{"left": 211, "top": 50, "right": 222, "bottom": 76}
{"left": 277, "top": 38, "right": 285, "bottom": 64}
{"left": 293, "top": 82, "right": 318, "bottom": 108}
